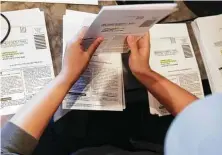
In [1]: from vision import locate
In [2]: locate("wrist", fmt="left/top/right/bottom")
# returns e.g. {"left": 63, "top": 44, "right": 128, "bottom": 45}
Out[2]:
{"left": 132, "top": 67, "right": 152, "bottom": 77}
{"left": 132, "top": 67, "right": 154, "bottom": 83}
{"left": 58, "top": 69, "right": 79, "bottom": 86}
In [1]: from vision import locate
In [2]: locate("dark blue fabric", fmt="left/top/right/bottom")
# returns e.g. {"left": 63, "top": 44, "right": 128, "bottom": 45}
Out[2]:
{"left": 32, "top": 88, "right": 173, "bottom": 155}
{"left": 1, "top": 122, "right": 38, "bottom": 155}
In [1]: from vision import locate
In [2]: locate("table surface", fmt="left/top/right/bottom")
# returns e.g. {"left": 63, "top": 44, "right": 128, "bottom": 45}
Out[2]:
{"left": 1, "top": 1, "right": 207, "bottom": 126}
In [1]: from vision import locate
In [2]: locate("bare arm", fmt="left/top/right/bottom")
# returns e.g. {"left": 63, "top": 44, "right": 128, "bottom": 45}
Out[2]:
{"left": 127, "top": 32, "right": 197, "bottom": 116}
{"left": 10, "top": 30, "right": 103, "bottom": 139}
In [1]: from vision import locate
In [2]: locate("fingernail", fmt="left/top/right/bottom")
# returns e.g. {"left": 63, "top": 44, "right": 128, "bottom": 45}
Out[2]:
{"left": 128, "top": 35, "right": 134, "bottom": 42}
{"left": 98, "top": 37, "right": 104, "bottom": 42}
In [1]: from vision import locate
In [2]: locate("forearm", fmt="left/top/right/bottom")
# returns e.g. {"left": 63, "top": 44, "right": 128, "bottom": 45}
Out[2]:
{"left": 10, "top": 72, "right": 75, "bottom": 139}
{"left": 135, "top": 69, "right": 198, "bottom": 115}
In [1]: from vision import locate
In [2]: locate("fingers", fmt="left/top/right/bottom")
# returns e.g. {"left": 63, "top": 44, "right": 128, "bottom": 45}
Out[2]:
{"left": 138, "top": 32, "right": 150, "bottom": 49}
{"left": 87, "top": 37, "right": 103, "bottom": 57}
{"left": 137, "top": 32, "right": 150, "bottom": 58}
{"left": 77, "top": 26, "right": 88, "bottom": 43}
{"left": 146, "top": 31, "right": 150, "bottom": 48}
{"left": 127, "top": 35, "right": 138, "bottom": 54}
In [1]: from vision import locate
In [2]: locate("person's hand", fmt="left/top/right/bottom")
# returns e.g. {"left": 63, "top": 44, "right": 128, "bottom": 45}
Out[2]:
{"left": 61, "top": 28, "right": 103, "bottom": 84}
{"left": 127, "top": 32, "right": 151, "bottom": 79}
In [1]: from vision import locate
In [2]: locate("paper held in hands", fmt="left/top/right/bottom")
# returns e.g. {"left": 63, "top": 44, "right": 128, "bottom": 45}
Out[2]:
{"left": 82, "top": 3, "right": 178, "bottom": 53}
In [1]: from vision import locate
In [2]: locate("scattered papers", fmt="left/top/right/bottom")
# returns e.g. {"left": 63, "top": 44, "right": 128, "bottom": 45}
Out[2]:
{"left": 148, "top": 24, "right": 204, "bottom": 116}
{"left": 0, "top": 9, "right": 54, "bottom": 115}
{"left": 192, "top": 14, "right": 222, "bottom": 93}
{"left": 2, "top": 0, "right": 98, "bottom": 5}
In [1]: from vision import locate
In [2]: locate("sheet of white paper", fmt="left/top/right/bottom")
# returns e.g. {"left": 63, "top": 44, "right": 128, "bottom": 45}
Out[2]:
{"left": 83, "top": 3, "right": 178, "bottom": 53}
{"left": 0, "top": 9, "right": 55, "bottom": 115}
{"left": 2, "top": 0, "right": 98, "bottom": 5}
{"left": 61, "top": 10, "right": 124, "bottom": 113}
{"left": 148, "top": 23, "right": 204, "bottom": 116}
{"left": 192, "top": 14, "right": 222, "bottom": 93}
{"left": 55, "top": 11, "right": 124, "bottom": 121}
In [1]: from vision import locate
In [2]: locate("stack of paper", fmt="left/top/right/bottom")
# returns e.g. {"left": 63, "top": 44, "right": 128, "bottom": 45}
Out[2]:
{"left": 0, "top": 9, "right": 54, "bottom": 115}
{"left": 191, "top": 14, "right": 222, "bottom": 93}
{"left": 63, "top": 10, "right": 125, "bottom": 111}
{"left": 62, "top": 4, "right": 178, "bottom": 111}
{"left": 148, "top": 24, "right": 205, "bottom": 116}
{"left": 2, "top": 0, "right": 98, "bottom": 5}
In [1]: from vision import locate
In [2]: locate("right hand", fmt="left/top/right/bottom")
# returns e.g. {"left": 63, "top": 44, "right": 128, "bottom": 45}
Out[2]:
{"left": 127, "top": 32, "right": 151, "bottom": 78}
{"left": 61, "top": 28, "right": 103, "bottom": 84}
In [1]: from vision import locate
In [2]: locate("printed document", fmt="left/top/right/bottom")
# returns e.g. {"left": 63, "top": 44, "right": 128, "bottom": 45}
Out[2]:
{"left": 192, "top": 14, "right": 222, "bottom": 93}
{"left": 0, "top": 9, "right": 54, "bottom": 115}
{"left": 148, "top": 24, "right": 204, "bottom": 116}
{"left": 83, "top": 4, "right": 178, "bottom": 53}
{"left": 62, "top": 10, "right": 125, "bottom": 111}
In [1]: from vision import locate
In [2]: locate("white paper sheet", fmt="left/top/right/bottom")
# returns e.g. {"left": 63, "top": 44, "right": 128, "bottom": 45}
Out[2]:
{"left": 2, "top": 0, "right": 98, "bottom": 5}
{"left": 83, "top": 3, "right": 178, "bottom": 53}
{"left": 0, "top": 9, "right": 55, "bottom": 115}
{"left": 192, "top": 14, "right": 222, "bottom": 93}
{"left": 62, "top": 10, "right": 124, "bottom": 113}
{"left": 148, "top": 24, "right": 204, "bottom": 116}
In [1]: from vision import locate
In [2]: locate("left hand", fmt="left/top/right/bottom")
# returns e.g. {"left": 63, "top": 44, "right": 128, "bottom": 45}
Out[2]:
{"left": 60, "top": 28, "right": 103, "bottom": 84}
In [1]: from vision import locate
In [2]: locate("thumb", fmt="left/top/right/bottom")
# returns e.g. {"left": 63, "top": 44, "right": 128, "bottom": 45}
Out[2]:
{"left": 77, "top": 26, "right": 88, "bottom": 43}
{"left": 127, "top": 35, "right": 138, "bottom": 54}
{"left": 87, "top": 37, "right": 103, "bottom": 57}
